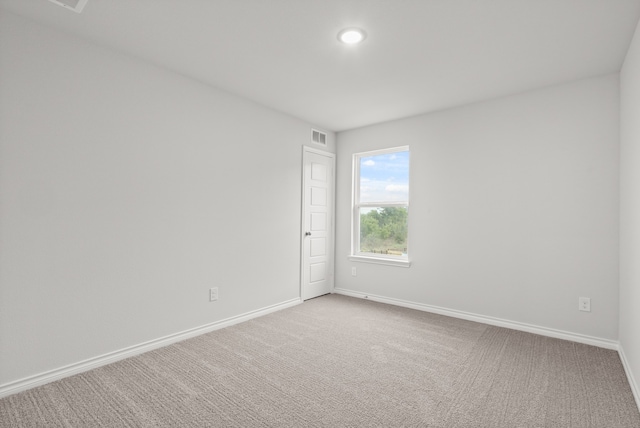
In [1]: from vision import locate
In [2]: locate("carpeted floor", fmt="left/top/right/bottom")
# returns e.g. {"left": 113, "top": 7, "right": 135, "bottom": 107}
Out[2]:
{"left": 1, "top": 294, "right": 639, "bottom": 427}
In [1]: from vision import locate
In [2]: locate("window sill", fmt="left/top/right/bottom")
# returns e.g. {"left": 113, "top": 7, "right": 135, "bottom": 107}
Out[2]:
{"left": 348, "top": 255, "right": 411, "bottom": 268}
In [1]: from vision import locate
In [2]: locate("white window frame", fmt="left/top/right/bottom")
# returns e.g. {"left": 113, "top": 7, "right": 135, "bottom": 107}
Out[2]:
{"left": 349, "top": 146, "right": 411, "bottom": 268}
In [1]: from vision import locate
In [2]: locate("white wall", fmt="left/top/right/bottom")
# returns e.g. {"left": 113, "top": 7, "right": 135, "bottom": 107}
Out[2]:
{"left": 336, "top": 74, "right": 620, "bottom": 342}
{"left": 620, "top": 18, "right": 640, "bottom": 406}
{"left": 0, "top": 11, "right": 334, "bottom": 388}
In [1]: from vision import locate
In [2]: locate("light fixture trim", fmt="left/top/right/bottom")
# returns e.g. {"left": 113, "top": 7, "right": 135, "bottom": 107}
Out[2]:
{"left": 338, "top": 28, "right": 367, "bottom": 45}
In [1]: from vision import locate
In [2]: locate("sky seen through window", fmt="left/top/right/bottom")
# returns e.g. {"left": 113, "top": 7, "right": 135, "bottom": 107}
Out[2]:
{"left": 359, "top": 151, "right": 409, "bottom": 203}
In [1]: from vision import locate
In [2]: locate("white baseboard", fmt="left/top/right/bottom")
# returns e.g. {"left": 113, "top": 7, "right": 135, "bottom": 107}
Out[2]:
{"left": 0, "top": 298, "right": 302, "bottom": 399}
{"left": 334, "top": 288, "right": 619, "bottom": 350}
{"left": 619, "top": 344, "right": 640, "bottom": 412}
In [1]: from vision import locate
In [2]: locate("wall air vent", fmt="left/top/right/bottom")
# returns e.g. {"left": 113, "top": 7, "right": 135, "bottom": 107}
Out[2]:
{"left": 311, "top": 129, "right": 327, "bottom": 146}
{"left": 47, "top": 0, "right": 89, "bottom": 13}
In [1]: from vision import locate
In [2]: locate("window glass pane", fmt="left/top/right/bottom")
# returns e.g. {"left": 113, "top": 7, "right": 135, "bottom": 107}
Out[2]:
{"left": 359, "top": 206, "right": 408, "bottom": 256}
{"left": 359, "top": 151, "right": 409, "bottom": 203}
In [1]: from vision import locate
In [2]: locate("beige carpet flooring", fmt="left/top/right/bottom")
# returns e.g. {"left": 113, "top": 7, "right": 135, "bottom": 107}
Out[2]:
{"left": 1, "top": 294, "right": 639, "bottom": 427}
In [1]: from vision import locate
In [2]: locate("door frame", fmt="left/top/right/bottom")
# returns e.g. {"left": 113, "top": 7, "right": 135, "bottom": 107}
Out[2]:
{"left": 300, "top": 146, "right": 336, "bottom": 300}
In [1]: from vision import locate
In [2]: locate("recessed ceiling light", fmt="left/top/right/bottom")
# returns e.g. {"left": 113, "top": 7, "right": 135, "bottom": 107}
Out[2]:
{"left": 338, "top": 28, "right": 367, "bottom": 45}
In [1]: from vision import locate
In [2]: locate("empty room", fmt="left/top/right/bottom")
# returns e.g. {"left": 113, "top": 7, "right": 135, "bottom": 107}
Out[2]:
{"left": 1, "top": 0, "right": 640, "bottom": 426}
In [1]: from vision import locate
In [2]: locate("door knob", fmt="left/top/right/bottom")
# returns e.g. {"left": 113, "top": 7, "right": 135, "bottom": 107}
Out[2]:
{"left": 305, "top": 232, "right": 312, "bottom": 236}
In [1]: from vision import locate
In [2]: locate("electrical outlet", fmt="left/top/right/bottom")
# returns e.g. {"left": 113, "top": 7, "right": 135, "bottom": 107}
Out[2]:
{"left": 210, "top": 287, "right": 218, "bottom": 302}
{"left": 579, "top": 297, "right": 590, "bottom": 312}
{"left": 351, "top": 267, "right": 357, "bottom": 276}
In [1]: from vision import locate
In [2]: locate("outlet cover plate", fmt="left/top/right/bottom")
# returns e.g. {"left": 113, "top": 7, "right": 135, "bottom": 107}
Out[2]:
{"left": 579, "top": 297, "right": 590, "bottom": 312}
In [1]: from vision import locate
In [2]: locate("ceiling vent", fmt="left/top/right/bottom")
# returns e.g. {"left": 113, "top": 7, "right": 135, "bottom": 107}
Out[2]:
{"left": 311, "top": 129, "right": 327, "bottom": 146}
{"left": 47, "top": 0, "right": 88, "bottom": 13}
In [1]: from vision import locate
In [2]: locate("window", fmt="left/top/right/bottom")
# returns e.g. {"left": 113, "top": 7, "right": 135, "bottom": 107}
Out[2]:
{"left": 351, "top": 146, "right": 410, "bottom": 267}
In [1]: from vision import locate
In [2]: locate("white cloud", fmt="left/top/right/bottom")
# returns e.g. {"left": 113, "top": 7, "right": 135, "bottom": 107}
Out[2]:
{"left": 385, "top": 184, "right": 409, "bottom": 193}
{"left": 362, "top": 160, "right": 375, "bottom": 166}
{"left": 359, "top": 179, "right": 409, "bottom": 203}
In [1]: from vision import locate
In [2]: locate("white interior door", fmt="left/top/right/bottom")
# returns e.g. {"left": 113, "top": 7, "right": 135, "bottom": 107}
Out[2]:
{"left": 301, "top": 147, "right": 335, "bottom": 300}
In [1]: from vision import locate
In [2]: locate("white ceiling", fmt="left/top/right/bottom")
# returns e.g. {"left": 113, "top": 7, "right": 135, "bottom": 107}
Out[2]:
{"left": 2, "top": 0, "right": 640, "bottom": 132}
